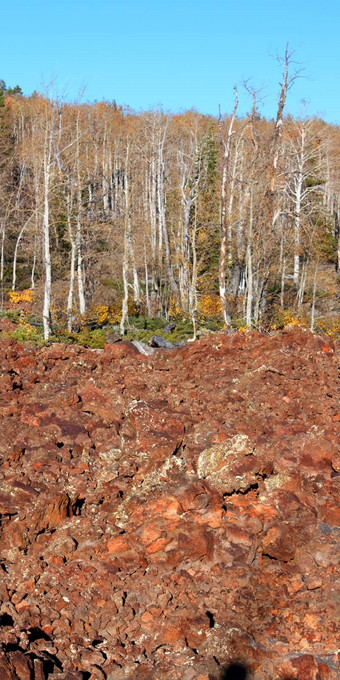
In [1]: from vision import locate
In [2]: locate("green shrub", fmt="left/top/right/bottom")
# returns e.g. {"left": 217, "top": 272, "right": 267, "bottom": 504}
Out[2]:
{"left": 74, "top": 328, "right": 106, "bottom": 348}
{"left": 11, "top": 324, "right": 46, "bottom": 347}
{"left": 1, "top": 309, "right": 21, "bottom": 322}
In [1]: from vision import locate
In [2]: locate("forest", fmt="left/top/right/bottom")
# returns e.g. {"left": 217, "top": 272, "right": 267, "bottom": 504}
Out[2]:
{"left": 0, "top": 53, "right": 339, "bottom": 344}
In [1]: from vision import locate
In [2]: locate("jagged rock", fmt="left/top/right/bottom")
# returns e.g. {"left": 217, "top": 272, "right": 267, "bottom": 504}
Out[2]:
{"left": 149, "top": 334, "right": 174, "bottom": 349}
{"left": 131, "top": 340, "right": 155, "bottom": 355}
{"left": 70, "top": 316, "right": 81, "bottom": 333}
{"left": 105, "top": 330, "right": 121, "bottom": 343}
{"left": 163, "top": 322, "right": 176, "bottom": 332}
{"left": 197, "top": 327, "right": 214, "bottom": 337}
{"left": 0, "top": 325, "right": 339, "bottom": 680}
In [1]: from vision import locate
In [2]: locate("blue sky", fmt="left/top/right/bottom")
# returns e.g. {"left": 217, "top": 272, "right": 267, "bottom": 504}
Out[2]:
{"left": 1, "top": 0, "right": 339, "bottom": 122}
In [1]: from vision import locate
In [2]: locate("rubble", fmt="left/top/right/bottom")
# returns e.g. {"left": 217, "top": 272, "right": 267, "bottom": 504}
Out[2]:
{"left": 0, "top": 327, "right": 339, "bottom": 679}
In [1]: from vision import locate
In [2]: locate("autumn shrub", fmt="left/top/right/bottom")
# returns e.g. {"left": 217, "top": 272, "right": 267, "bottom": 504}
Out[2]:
{"left": 82, "top": 297, "right": 145, "bottom": 330}
{"left": 0, "top": 308, "right": 21, "bottom": 322}
{"left": 124, "top": 317, "right": 195, "bottom": 344}
{"left": 72, "top": 327, "right": 106, "bottom": 349}
{"left": 198, "top": 294, "right": 222, "bottom": 320}
{"left": 129, "top": 316, "right": 163, "bottom": 331}
{"left": 168, "top": 298, "right": 182, "bottom": 320}
{"left": 315, "top": 317, "right": 340, "bottom": 340}
{"left": 125, "top": 328, "right": 153, "bottom": 343}
{"left": 270, "top": 308, "right": 308, "bottom": 331}
{"left": 203, "top": 319, "right": 223, "bottom": 331}
{"left": 82, "top": 304, "right": 120, "bottom": 329}
{"left": 176, "top": 318, "right": 194, "bottom": 333}
{"left": 169, "top": 294, "right": 223, "bottom": 323}
{"left": 8, "top": 289, "right": 33, "bottom": 305}
{"left": 49, "top": 330, "right": 74, "bottom": 345}
{"left": 10, "top": 315, "right": 45, "bottom": 346}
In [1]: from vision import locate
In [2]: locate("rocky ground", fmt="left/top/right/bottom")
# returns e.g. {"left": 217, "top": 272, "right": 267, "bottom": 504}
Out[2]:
{"left": 0, "top": 327, "right": 339, "bottom": 680}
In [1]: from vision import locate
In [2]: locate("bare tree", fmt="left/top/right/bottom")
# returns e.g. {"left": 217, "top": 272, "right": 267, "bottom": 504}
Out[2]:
{"left": 218, "top": 86, "right": 239, "bottom": 325}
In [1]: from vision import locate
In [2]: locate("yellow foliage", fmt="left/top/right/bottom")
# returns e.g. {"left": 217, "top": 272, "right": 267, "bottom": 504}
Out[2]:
{"left": 271, "top": 311, "right": 307, "bottom": 331}
{"left": 84, "top": 303, "right": 122, "bottom": 328}
{"left": 127, "top": 298, "right": 140, "bottom": 317}
{"left": 96, "top": 305, "right": 110, "bottom": 324}
{"left": 84, "top": 304, "right": 109, "bottom": 326}
{"left": 198, "top": 295, "right": 222, "bottom": 320}
{"left": 14, "top": 312, "right": 41, "bottom": 342}
{"left": 169, "top": 298, "right": 182, "bottom": 319}
{"left": 8, "top": 289, "right": 33, "bottom": 305}
{"left": 316, "top": 318, "right": 340, "bottom": 340}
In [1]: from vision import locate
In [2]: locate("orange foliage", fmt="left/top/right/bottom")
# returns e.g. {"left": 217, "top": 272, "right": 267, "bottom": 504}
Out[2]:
{"left": 8, "top": 289, "right": 33, "bottom": 305}
{"left": 198, "top": 294, "right": 222, "bottom": 319}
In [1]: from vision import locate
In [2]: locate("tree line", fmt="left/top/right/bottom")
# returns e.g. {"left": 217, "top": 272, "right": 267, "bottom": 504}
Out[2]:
{"left": 0, "top": 54, "right": 339, "bottom": 340}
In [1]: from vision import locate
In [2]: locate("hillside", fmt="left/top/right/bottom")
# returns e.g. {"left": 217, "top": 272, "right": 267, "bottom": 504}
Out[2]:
{"left": 1, "top": 91, "right": 340, "bottom": 342}
{"left": 0, "top": 328, "right": 339, "bottom": 680}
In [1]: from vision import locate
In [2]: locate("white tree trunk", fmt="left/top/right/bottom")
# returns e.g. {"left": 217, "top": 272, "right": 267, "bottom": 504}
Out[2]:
{"left": 30, "top": 253, "right": 36, "bottom": 291}
{"left": 43, "top": 156, "right": 52, "bottom": 340}
{"left": 67, "top": 241, "right": 76, "bottom": 331}
{"left": 120, "top": 142, "right": 130, "bottom": 335}
{"left": 188, "top": 204, "right": 198, "bottom": 320}
{"left": 218, "top": 87, "right": 238, "bottom": 325}
{"left": 297, "top": 260, "right": 307, "bottom": 307}
{"left": 293, "top": 148, "right": 304, "bottom": 287}
{"left": 281, "top": 257, "right": 286, "bottom": 307}
{"left": 12, "top": 225, "right": 25, "bottom": 291}
{"left": 246, "top": 187, "right": 254, "bottom": 329}
{"left": 131, "top": 245, "right": 140, "bottom": 305}
{"left": 76, "top": 115, "right": 86, "bottom": 316}
{"left": 120, "top": 222, "right": 129, "bottom": 335}
{"left": 66, "top": 191, "right": 76, "bottom": 331}
{"left": 102, "top": 127, "right": 110, "bottom": 214}
{"left": 157, "top": 118, "right": 177, "bottom": 293}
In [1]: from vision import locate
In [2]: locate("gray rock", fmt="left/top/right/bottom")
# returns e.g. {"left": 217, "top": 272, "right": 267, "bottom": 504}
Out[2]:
{"left": 131, "top": 340, "right": 155, "bottom": 356}
{"left": 105, "top": 331, "right": 121, "bottom": 343}
{"left": 163, "top": 322, "right": 177, "bottom": 333}
{"left": 149, "top": 334, "right": 174, "bottom": 349}
{"left": 70, "top": 316, "right": 81, "bottom": 333}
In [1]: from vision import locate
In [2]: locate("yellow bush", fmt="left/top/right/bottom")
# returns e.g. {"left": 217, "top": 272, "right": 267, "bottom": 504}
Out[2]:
{"left": 271, "top": 310, "right": 307, "bottom": 331}
{"left": 316, "top": 318, "right": 340, "bottom": 340}
{"left": 169, "top": 298, "right": 182, "bottom": 319}
{"left": 13, "top": 313, "right": 42, "bottom": 343}
{"left": 8, "top": 289, "right": 33, "bottom": 305}
{"left": 84, "top": 303, "right": 122, "bottom": 328}
{"left": 198, "top": 295, "right": 222, "bottom": 320}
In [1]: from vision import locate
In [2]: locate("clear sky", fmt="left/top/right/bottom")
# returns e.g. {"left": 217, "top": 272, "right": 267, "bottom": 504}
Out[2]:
{"left": 1, "top": 0, "right": 339, "bottom": 123}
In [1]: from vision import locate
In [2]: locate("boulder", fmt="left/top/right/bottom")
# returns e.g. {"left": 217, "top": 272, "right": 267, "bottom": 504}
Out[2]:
{"left": 149, "top": 334, "right": 174, "bottom": 349}
{"left": 131, "top": 340, "right": 155, "bottom": 355}
{"left": 163, "top": 322, "right": 176, "bottom": 332}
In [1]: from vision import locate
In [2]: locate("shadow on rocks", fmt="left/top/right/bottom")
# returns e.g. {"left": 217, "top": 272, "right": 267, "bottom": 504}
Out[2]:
{"left": 219, "top": 665, "right": 297, "bottom": 680}
{"left": 219, "top": 662, "right": 248, "bottom": 680}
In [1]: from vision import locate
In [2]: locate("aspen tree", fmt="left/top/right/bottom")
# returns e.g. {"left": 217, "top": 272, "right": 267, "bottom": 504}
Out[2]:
{"left": 75, "top": 110, "right": 86, "bottom": 316}
{"left": 120, "top": 139, "right": 130, "bottom": 335}
{"left": 178, "top": 122, "right": 208, "bottom": 312}
{"left": 284, "top": 117, "right": 322, "bottom": 288}
{"left": 218, "top": 86, "right": 238, "bottom": 325}
{"left": 42, "top": 96, "right": 55, "bottom": 340}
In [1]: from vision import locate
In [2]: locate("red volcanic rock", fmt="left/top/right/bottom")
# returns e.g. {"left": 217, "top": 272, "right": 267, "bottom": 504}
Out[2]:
{"left": 0, "top": 327, "right": 339, "bottom": 679}
{"left": 261, "top": 523, "right": 298, "bottom": 561}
